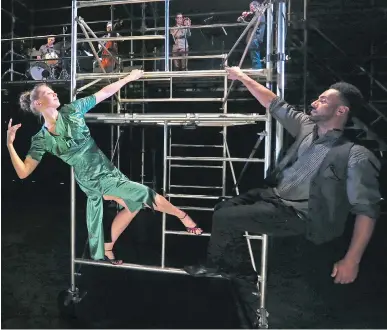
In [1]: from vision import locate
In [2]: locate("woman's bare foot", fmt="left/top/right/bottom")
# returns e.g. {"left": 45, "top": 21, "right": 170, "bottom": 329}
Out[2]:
{"left": 179, "top": 213, "right": 203, "bottom": 235}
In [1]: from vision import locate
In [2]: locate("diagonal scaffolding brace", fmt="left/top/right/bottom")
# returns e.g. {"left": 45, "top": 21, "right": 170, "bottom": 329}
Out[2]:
{"left": 78, "top": 16, "right": 120, "bottom": 67}
{"left": 76, "top": 17, "right": 120, "bottom": 104}
{"left": 221, "top": 1, "right": 271, "bottom": 110}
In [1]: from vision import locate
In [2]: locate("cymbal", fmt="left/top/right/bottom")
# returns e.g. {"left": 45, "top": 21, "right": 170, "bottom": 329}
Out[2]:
{"left": 54, "top": 41, "right": 71, "bottom": 51}
{"left": 27, "top": 49, "right": 41, "bottom": 57}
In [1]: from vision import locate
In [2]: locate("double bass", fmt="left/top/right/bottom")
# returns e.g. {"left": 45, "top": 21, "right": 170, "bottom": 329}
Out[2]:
{"left": 101, "top": 20, "right": 123, "bottom": 70}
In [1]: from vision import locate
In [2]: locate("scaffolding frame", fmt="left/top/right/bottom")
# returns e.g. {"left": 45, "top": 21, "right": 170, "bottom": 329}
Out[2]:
{"left": 65, "top": 1, "right": 284, "bottom": 328}
{"left": 1, "top": 0, "right": 385, "bottom": 327}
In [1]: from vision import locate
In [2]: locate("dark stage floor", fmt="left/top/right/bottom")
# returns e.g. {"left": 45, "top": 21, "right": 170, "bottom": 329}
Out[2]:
{"left": 2, "top": 183, "right": 387, "bottom": 329}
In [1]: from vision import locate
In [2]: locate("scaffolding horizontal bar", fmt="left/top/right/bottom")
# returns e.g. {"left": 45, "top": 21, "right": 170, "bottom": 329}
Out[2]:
{"left": 1, "top": 8, "right": 28, "bottom": 24}
{"left": 74, "top": 258, "right": 201, "bottom": 275}
{"left": 164, "top": 230, "right": 211, "bottom": 237}
{"left": 177, "top": 206, "right": 214, "bottom": 211}
{"left": 84, "top": 113, "right": 268, "bottom": 124}
{"left": 120, "top": 98, "right": 223, "bottom": 102}
{"left": 1, "top": 33, "right": 83, "bottom": 42}
{"left": 166, "top": 194, "right": 222, "bottom": 200}
{"left": 244, "top": 234, "right": 264, "bottom": 240}
{"left": 77, "top": 35, "right": 165, "bottom": 42}
{"left": 77, "top": 0, "right": 165, "bottom": 8}
{"left": 76, "top": 69, "right": 267, "bottom": 80}
{"left": 122, "top": 54, "right": 226, "bottom": 62}
{"left": 33, "top": 5, "right": 71, "bottom": 12}
{"left": 171, "top": 144, "right": 223, "bottom": 148}
{"left": 170, "top": 165, "right": 223, "bottom": 169}
{"left": 146, "top": 22, "right": 248, "bottom": 32}
{"left": 2, "top": 79, "right": 70, "bottom": 85}
{"left": 167, "top": 156, "right": 264, "bottom": 162}
{"left": 170, "top": 185, "right": 223, "bottom": 189}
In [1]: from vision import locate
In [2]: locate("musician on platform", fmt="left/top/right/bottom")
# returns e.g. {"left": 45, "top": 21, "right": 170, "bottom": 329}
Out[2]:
{"left": 37, "top": 37, "right": 57, "bottom": 60}
{"left": 238, "top": 1, "right": 266, "bottom": 69}
{"left": 98, "top": 21, "right": 121, "bottom": 72}
{"left": 171, "top": 13, "right": 191, "bottom": 71}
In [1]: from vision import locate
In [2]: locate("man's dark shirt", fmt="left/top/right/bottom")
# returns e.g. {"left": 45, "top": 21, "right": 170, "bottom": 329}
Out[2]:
{"left": 269, "top": 97, "right": 381, "bottom": 219}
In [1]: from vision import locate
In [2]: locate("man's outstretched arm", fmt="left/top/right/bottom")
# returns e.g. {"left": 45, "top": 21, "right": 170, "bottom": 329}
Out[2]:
{"left": 226, "top": 66, "right": 276, "bottom": 108}
{"left": 226, "top": 66, "right": 312, "bottom": 137}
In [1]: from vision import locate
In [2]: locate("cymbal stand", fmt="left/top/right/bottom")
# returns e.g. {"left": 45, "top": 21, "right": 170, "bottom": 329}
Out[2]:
{"left": 58, "top": 26, "right": 70, "bottom": 79}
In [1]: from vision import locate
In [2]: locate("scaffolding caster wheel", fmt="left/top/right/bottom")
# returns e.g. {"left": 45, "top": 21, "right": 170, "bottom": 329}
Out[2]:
{"left": 57, "top": 288, "right": 87, "bottom": 318}
{"left": 258, "top": 308, "right": 269, "bottom": 329}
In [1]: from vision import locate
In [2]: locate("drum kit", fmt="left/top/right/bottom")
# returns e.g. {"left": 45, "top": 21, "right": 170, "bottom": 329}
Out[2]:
{"left": 26, "top": 41, "right": 70, "bottom": 81}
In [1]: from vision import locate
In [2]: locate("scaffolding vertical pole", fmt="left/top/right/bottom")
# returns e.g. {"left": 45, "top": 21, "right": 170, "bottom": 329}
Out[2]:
{"left": 10, "top": 0, "right": 14, "bottom": 81}
{"left": 110, "top": 96, "right": 114, "bottom": 161}
{"left": 222, "top": 73, "right": 228, "bottom": 197}
{"left": 161, "top": 122, "right": 168, "bottom": 268}
{"left": 30, "top": 5, "right": 34, "bottom": 52}
{"left": 275, "top": 0, "right": 286, "bottom": 162}
{"left": 264, "top": 2, "right": 274, "bottom": 175}
{"left": 117, "top": 63, "right": 121, "bottom": 171}
{"left": 303, "top": 0, "right": 308, "bottom": 112}
{"left": 141, "top": 3, "right": 146, "bottom": 184}
{"left": 130, "top": 4, "right": 134, "bottom": 67}
{"left": 70, "top": 0, "right": 78, "bottom": 294}
{"left": 259, "top": 2, "right": 274, "bottom": 314}
{"left": 370, "top": 0, "right": 375, "bottom": 102}
{"left": 129, "top": 4, "right": 134, "bottom": 177}
{"left": 164, "top": 0, "right": 170, "bottom": 71}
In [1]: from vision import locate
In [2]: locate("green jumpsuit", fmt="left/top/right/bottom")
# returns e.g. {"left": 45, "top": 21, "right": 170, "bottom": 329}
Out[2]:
{"left": 26, "top": 95, "right": 156, "bottom": 260}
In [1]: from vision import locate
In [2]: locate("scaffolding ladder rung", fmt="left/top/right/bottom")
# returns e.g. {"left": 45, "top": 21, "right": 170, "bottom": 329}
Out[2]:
{"left": 171, "top": 144, "right": 223, "bottom": 148}
{"left": 244, "top": 234, "right": 264, "bottom": 240}
{"left": 170, "top": 164, "right": 223, "bottom": 169}
{"left": 165, "top": 230, "right": 211, "bottom": 237}
{"left": 166, "top": 193, "right": 225, "bottom": 199}
{"left": 167, "top": 156, "right": 264, "bottom": 162}
{"left": 170, "top": 184, "right": 223, "bottom": 189}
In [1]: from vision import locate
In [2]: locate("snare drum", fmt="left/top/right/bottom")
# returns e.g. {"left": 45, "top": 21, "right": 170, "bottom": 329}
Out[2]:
{"left": 44, "top": 51, "right": 59, "bottom": 66}
{"left": 29, "top": 62, "right": 50, "bottom": 80}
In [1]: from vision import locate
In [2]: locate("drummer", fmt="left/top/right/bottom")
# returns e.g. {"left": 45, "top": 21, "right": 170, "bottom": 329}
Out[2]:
{"left": 37, "top": 37, "right": 57, "bottom": 60}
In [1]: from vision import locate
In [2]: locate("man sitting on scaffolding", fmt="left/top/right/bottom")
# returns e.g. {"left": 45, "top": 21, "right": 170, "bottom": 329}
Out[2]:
{"left": 185, "top": 66, "right": 381, "bottom": 327}
{"left": 171, "top": 13, "right": 191, "bottom": 71}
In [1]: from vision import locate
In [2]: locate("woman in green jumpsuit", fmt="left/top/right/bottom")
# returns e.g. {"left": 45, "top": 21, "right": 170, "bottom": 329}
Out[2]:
{"left": 7, "top": 70, "right": 202, "bottom": 265}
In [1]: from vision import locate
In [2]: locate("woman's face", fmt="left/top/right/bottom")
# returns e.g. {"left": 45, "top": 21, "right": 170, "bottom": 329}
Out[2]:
{"left": 34, "top": 85, "right": 60, "bottom": 110}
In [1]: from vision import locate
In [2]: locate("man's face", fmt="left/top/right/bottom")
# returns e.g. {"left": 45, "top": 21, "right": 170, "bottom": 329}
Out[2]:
{"left": 48, "top": 37, "right": 55, "bottom": 45}
{"left": 310, "top": 89, "right": 347, "bottom": 123}
{"left": 176, "top": 14, "right": 183, "bottom": 25}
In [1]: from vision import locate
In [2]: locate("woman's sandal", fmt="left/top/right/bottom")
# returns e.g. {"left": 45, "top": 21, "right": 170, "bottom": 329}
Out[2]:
{"left": 104, "top": 249, "right": 123, "bottom": 265}
{"left": 180, "top": 213, "right": 203, "bottom": 235}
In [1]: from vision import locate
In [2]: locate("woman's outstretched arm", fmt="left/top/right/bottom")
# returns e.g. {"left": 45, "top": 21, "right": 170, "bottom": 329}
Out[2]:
{"left": 7, "top": 119, "right": 40, "bottom": 179}
{"left": 94, "top": 69, "right": 144, "bottom": 104}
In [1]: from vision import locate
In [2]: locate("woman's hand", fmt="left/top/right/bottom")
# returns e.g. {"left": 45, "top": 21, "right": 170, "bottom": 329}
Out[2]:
{"left": 124, "top": 69, "right": 144, "bottom": 82}
{"left": 7, "top": 119, "right": 22, "bottom": 147}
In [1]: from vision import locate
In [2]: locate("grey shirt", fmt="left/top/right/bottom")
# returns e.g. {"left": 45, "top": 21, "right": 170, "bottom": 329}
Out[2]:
{"left": 39, "top": 44, "right": 56, "bottom": 56}
{"left": 269, "top": 96, "right": 381, "bottom": 218}
{"left": 171, "top": 25, "right": 191, "bottom": 50}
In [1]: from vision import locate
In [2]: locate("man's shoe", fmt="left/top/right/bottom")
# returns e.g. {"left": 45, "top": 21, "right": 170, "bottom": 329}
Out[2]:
{"left": 184, "top": 264, "right": 223, "bottom": 278}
